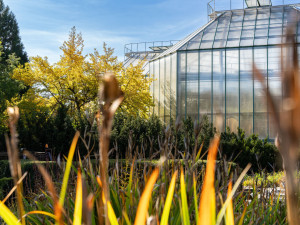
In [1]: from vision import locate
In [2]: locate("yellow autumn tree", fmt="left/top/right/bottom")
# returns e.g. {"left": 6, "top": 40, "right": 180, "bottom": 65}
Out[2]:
{"left": 13, "top": 27, "right": 154, "bottom": 119}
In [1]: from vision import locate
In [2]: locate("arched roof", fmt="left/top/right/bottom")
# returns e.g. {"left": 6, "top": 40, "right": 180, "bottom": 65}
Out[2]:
{"left": 152, "top": 4, "right": 300, "bottom": 61}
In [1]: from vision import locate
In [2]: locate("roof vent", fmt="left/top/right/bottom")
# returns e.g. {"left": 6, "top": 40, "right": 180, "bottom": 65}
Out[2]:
{"left": 245, "top": 0, "right": 272, "bottom": 8}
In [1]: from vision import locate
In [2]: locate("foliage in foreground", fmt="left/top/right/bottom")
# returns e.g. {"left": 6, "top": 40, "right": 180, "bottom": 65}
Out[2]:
{"left": 0, "top": 129, "right": 287, "bottom": 225}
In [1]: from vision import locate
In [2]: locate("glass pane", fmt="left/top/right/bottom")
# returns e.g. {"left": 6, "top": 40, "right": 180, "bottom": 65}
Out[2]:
{"left": 254, "top": 48, "right": 267, "bottom": 137}
{"left": 199, "top": 51, "right": 212, "bottom": 121}
{"left": 227, "top": 38, "right": 240, "bottom": 47}
{"left": 187, "top": 31, "right": 203, "bottom": 50}
{"left": 245, "top": 0, "right": 259, "bottom": 7}
{"left": 171, "top": 53, "right": 177, "bottom": 120}
{"left": 165, "top": 56, "right": 171, "bottom": 124}
{"left": 255, "top": 25, "right": 268, "bottom": 38}
{"left": 254, "top": 37, "right": 267, "bottom": 45}
{"left": 226, "top": 49, "right": 239, "bottom": 133}
{"left": 240, "top": 37, "right": 254, "bottom": 46}
{"left": 258, "top": 0, "right": 271, "bottom": 6}
{"left": 213, "top": 50, "right": 225, "bottom": 132}
{"left": 154, "top": 60, "right": 160, "bottom": 116}
{"left": 159, "top": 58, "right": 165, "bottom": 120}
{"left": 241, "top": 28, "right": 255, "bottom": 38}
{"left": 268, "top": 47, "right": 281, "bottom": 139}
{"left": 178, "top": 53, "right": 186, "bottom": 118}
{"left": 240, "top": 48, "right": 253, "bottom": 135}
{"left": 269, "top": 25, "right": 282, "bottom": 36}
{"left": 200, "top": 22, "right": 218, "bottom": 49}
{"left": 186, "top": 52, "right": 199, "bottom": 120}
{"left": 149, "top": 61, "right": 154, "bottom": 115}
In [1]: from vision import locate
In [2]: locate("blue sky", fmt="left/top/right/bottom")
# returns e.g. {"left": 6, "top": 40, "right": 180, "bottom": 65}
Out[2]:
{"left": 3, "top": 0, "right": 300, "bottom": 63}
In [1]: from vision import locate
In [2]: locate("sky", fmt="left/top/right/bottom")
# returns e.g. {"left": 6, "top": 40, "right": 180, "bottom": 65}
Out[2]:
{"left": 3, "top": 0, "right": 300, "bottom": 63}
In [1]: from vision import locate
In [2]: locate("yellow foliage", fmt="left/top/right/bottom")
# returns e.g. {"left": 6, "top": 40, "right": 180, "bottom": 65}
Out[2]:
{"left": 13, "top": 27, "right": 153, "bottom": 118}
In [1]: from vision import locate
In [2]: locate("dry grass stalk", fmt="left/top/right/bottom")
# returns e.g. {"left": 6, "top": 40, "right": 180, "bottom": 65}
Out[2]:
{"left": 97, "top": 72, "right": 124, "bottom": 225}
{"left": 253, "top": 24, "right": 300, "bottom": 224}
{"left": 23, "top": 150, "right": 64, "bottom": 224}
{"left": 5, "top": 106, "right": 25, "bottom": 225}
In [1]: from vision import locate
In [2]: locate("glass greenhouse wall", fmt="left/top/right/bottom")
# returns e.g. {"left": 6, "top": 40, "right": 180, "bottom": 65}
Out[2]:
{"left": 148, "top": 4, "right": 300, "bottom": 139}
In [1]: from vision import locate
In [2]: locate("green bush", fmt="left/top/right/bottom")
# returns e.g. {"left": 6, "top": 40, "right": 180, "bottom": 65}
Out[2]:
{"left": 111, "top": 113, "right": 163, "bottom": 158}
{"left": 220, "top": 127, "right": 280, "bottom": 172}
{"left": 111, "top": 114, "right": 279, "bottom": 171}
{"left": 0, "top": 160, "right": 59, "bottom": 199}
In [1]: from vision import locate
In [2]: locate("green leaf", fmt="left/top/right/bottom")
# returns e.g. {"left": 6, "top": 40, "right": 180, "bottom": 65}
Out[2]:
{"left": 180, "top": 168, "right": 190, "bottom": 225}
{"left": 160, "top": 170, "right": 178, "bottom": 225}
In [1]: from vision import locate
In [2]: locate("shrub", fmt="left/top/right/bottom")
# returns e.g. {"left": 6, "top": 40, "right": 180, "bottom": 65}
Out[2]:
{"left": 220, "top": 127, "right": 280, "bottom": 172}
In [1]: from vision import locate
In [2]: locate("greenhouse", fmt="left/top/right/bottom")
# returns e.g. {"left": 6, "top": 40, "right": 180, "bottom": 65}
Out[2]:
{"left": 125, "top": 1, "right": 300, "bottom": 139}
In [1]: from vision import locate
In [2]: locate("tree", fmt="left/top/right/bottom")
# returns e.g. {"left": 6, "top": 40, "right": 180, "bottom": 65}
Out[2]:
{"left": 0, "top": 0, "right": 28, "bottom": 64}
{"left": 13, "top": 27, "right": 154, "bottom": 123}
{"left": 0, "top": 41, "right": 25, "bottom": 151}
{"left": 0, "top": 41, "right": 24, "bottom": 132}
{"left": 89, "top": 43, "right": 154, "bottom": 118}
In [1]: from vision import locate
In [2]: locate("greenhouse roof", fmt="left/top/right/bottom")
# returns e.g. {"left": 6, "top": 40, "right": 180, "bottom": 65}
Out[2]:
{"left": 152, "top": 4, "right": 300, "bottom": 61}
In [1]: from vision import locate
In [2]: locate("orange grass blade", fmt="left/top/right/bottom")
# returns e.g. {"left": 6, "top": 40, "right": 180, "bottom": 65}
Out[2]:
{"left": 134, "top": 168, "right": 159, "bottom": 225}
{"left": 198, "top": 136, "right": 220, "bottom": 225}
{"left": 73, "top": 169, "right": 83, "bottom": 225}
{"left": 0, "top": 201, "right": 21, "bottom": 225}
{"left": 160, "top": 170, "right": 178, "bottom": 225}
{"left": 237, "top": 203, "right": 248, "bottom": 225}
{"left": 59, "top": 131, "right": 80, "bottom": 207}
{"left": 225, "top": 180, "right": 234, "bottom": 225}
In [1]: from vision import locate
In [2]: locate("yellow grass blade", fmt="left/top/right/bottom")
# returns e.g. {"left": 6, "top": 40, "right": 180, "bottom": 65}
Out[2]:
{"left": 216, "top": 164, "right": 251, "bottom": 225}
{"left": 193, "top": 173, "right": 199, "bottom": 225}
{"left": 198, "top": 136, "right": 220, "bottom": 225}
{"left": 0, "top": 201, "right": 21, "bottom": 225}
{"left": 126, "top": 157, "right": 135, "bottom": 212}
{"left": 160, "top": 170, "right": 178, "bottom": 225}
{"left": 107, "top": 201, "right": 119, "bottom": 225}
{"left": 180, "top": 168, "right": 191, "bottom": 225}
{"left": 26, "top": 210, "right": 56, "bottom": 220}
{"left": 123, "top": 210, "right": 132, "bottom": 225}
{"left": 73, "top": 168, "right": 83, "bottom": 225}
{"left": 195, "top": 142, "right": 204, "bottom": 162}
{"left": 59, "top": 131, "right": 80, "bottom": 207}
{"left": 225, "top": 180, "right": 234, "bottom": 225}
{"left": 134, "top": 168, "right": 159, "bottom": 225}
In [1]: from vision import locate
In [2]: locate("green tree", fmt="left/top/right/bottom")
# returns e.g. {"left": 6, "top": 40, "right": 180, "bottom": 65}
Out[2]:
{"left": 0, "top": 0, "right": 28, "bottom": 64}
{"left": 0, "top": 42, "right": 24, "bottom": 132}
